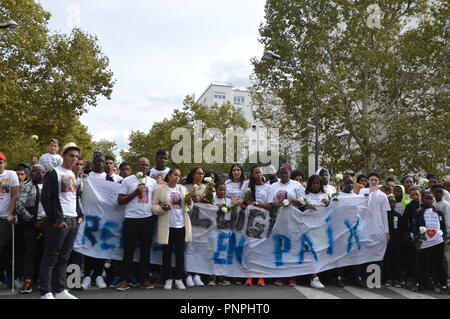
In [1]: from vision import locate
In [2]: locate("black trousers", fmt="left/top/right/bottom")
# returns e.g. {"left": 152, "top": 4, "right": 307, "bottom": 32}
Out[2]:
{"left": 23, "top": 223, "right": 44, "bottom": 279}
{"left": 120, "top": 217, "right": 154, "bottom": 283}
{"left": 39, "top": 217, "right": 79, "bottom": 295}
{"left": 401, "top": 240, "right": 414, "bottom": 280}
{"left": 162, "top": 227, "right": 185, "bottom": 281}
{"left": 83, "top": 255, "right": 105, "bottom": 278}
{"left": 384, "top": 238, "right": 402, "bottom": 281}
{"left": 0, "top": 219, "right": 12, "bottom": 275}
{"left": 413, "top": 243, "right": 445, "bottom": 286}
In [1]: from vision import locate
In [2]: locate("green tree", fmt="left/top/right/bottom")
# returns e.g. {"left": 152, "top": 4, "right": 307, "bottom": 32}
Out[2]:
{"left": 121, "top": 95, "right": 249, "bottom": 175}
{"left": 252, "top": 0, "right": 449, "bottom": 176}
{"left": 0, "top": 0, "right": 114, "bottom": 167}
{"left": 92, "top": 139, "right": 118, "bottom": 158}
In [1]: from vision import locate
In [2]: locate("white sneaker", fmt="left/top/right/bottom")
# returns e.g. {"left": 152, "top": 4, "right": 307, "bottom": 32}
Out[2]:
{"left": 54, "top": 290, "right": 78, "bottom": 299}
{"left": 95, "top": 276, "right": 107, "bottom": 289}
{"left": 193, "top": 275, "right": 204, "bottom": 287}
{"left": 175, "top": 279, "right": 186, "bottom": 290}
{"left": 186, "top": 275, "right": 195, "bottom": 287}
{"left": 40, "top": 292, "right": 55, "bottom": 299}
{"left": 311, "top": 277, "right": 325, "bottom": 289}
{"left": 164, "top": 279, "right": 173, "bottom": 290}
{"left": 81, "top": 276, "right": 91, "bottom": 290}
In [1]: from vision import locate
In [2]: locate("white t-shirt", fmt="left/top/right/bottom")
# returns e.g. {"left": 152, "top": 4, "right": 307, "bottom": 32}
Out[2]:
{"left": 304, "top": 192, "right": 330, "bottom": 208}
{"left": 394, "top": 202, "right": 403, "bottom": 216}
{"left": 434, "top": 200, "right": 450, "bottom": 234}
{"left": 421, "top": 208, "right": 444, "bottom": 249}
{"left": 323, "top": 184, "right": 337, "bottom": 195}
{"left": 360, "top": 188, "right": 390, "bottom": 234}
{"left": 168, "top": 186, "right": 184, "bottom": 228}
{"left": 254, "top": 184, "right": 271, "bottom": 204}
{"left": 337, "top": 192, "right": 359, "bottom": 199}
{"left": 37, "top": 184, "right": 45, "bottom": 220}
{"left": 225, "top": 180, "right": 249, "bottom": 200}
{"left": 268, "top": 180, "right": 305, "bottom": 203}
{"left": 89, "top": 171, "right": 107, "bottom": 180}
{"left": 149, "top": 167, "right": 170, "bottom": 184}
{"left": 185, "top": 183, "right": 206, "bottom": 196}
{"left": 39, "top": 153, "right": 63, "bottom": 170}
{"left": 55, "top": 166, "right": 78, "bottom": 218}
{"left": 119, "top": 175, "right": 156, "bottom": 219}
{"left": 214, "top": 197, "right": 232, "bottom": 206}
{"left": 0, "top": 170, "right": 20, "bottom": 217}
{"left": 110, "top": 174, "right": 123, "bottom": 183}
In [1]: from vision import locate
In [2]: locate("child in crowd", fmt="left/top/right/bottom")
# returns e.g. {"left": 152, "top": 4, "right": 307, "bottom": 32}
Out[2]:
{"left": 432, "top": 184, "right": 450, "bottom": 288}
{"left": 38, "top": 138, "right": 63, "bottom": 171}
{"left": 401, "top": 186, "right": 421, "bottom": 288}
{"left": 412, "top": 192, "right": 447, "bottom": 292}
{"left": 210, "top": 182, "right": 232, "bottom": 286}
{"left": 384, "top": 195, "right": 403, "bottom": 288}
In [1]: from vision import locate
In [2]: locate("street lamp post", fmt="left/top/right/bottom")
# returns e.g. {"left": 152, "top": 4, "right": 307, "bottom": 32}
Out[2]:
{"left": 0, "top": 20, "right": 19, "bottom": 30}
{"left": 264, "top": 51, "right": 321, "bottom": 171}
{"left": 317, "top": 130, "right": 350, "bottom": 155}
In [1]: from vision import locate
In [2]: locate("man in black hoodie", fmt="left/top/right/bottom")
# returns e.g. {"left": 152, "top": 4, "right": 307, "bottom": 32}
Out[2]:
{"left": 39, "top": 143, "right": 84, "bottom": 299}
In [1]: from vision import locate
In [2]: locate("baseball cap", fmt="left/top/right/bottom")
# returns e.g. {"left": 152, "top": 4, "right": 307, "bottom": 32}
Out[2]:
{"left": 0, "top": 152, "right": 6, "bottom": 161}
{"left": 61, "top": 142, "right": 81, "bottom": 155}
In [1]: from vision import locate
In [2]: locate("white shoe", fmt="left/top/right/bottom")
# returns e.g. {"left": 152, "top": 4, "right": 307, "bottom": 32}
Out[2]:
{"left": 40, "top": 292, "right": 55, "bottom": 299}
{"left": 186, "top": 275, "right": 195, "bottom": 287}
{"left": 54, "top": 290, "right": 78, "bottom": 299}
{"left": 193, "top": 275, "right": 204, "bottom": 287}
{"left": 175, "top": 279, "right": 186, "bottom": 290}
{"left": 95, "top": 276, "right": 107, "bottom": 289}
{"left": 311, "top": 277, "right": 325, "bottom": 289}
{"left": 164, "top": 279, "right": 173, "bottom": 290}
{"left": 81, "top": 276, "right": 91, "bottom": 290}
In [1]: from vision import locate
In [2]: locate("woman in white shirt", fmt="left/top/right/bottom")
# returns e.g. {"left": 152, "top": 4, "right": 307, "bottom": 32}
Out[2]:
{"left": 242, "top": 165, "right": 272, "bottom": 287}
{"left": 152, "top": 168, "right": 193, "bottom": 290}
{"left": 303, "top": 174, "right": 330, "bottom": 289}
{"left": 182, "top": 166, "right": 207, "bottom": 287}
{"left": 225, "top": 164, "right": 248, "bottom": 204}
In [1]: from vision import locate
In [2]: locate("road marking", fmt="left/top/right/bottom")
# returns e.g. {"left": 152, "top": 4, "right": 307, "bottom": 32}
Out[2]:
{"left": 385, "top": 287, "right": 438, "bottom": 299}
{"left": 293, "top": 285, "right": 341, "bottom": 299}
{"left": 343, "top": 286, "right": 390, "bottom": 299}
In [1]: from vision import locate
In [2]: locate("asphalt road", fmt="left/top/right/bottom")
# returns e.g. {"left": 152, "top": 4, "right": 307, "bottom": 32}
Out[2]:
{"left": 1, "top": 283, "right": 449, "bottom": 299}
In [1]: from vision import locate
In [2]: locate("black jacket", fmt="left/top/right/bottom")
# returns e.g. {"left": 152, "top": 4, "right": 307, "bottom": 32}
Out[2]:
{"left": 387, "top": 210, "right": 403, "bottom": 240}
{"left": 402, "top": 201, "right": 421, "bottom": 237}
{"left": 41, "top": 169, "right": 83, "bottom": 224}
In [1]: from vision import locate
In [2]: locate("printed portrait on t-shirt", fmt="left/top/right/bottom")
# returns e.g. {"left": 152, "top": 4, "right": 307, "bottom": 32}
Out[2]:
{"left": 153, "top": 173, "right": 165, "bottom": 185}
{"left": 170, "top": 191, "right": 182, "bottom": 209}
{"left": 61, "top": 175, "right": 76, "bottom": 193}
{"left": 0, "top": 178, "right": 10, "bottom": 194}
{"left": 138, "top": 186, "right": 149, "bottom": 204}
{"left": 276, "top": 190, "right": 288, "bottom": 202}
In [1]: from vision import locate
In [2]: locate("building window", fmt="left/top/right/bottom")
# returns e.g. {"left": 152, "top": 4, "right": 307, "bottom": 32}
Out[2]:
{"left": 214, "top": 92, "right": 226, "bottom": 100}
{"left": 234, "top": 96, "right": 245, "bottom": 105}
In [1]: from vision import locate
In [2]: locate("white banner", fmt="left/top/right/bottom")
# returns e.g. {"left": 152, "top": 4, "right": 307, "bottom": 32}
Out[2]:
{"left": 74, "top": 178, "right": 387, "bottom": 277}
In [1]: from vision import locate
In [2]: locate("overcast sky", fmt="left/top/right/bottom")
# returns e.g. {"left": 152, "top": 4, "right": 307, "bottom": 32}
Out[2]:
{"left": 38, "top": 0, "right": 266, "bottom": 156}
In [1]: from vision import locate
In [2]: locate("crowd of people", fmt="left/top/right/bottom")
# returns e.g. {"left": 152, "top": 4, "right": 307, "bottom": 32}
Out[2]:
{"left": 0, "top": 138, "right": 449, "bottom": 299}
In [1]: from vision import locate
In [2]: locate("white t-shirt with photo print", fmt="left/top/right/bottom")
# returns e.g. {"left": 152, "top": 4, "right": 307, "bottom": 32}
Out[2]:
{"left": 55, "top": 166, "right": 78, "bottom": 218}
{"left": 267, "top": 180, "right": 305, "bottom": 204}
{"left": 421, "top": 208, "right": 444, "bottom": 249}
{"left": 168, "top": 186, "right": 185, "bottom": 228}
{"left": 0, "top": 170, "right": 20, "bottom": 217}
{"left": 119, "top": 175, "right": 156, "bottom": 219}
